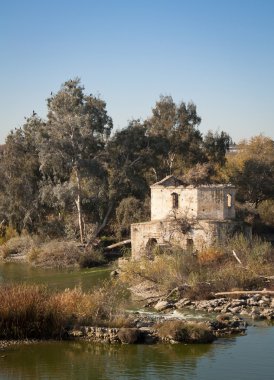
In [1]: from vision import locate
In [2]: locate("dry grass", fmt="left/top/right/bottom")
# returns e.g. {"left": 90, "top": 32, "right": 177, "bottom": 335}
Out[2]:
{"left": 28, "top": 240, "right": 82, "bottom": 268}
{"left": 155, "top": 320, "right": 215, "bottom": 343}
{"left": 0, "top": 235, "right": 36, "bottom": 259}
{"left": 0, "top": 280, "right": 130, "bottom": 340}
{"left": 121, "top": 234, "right": 274, "bottom": 299}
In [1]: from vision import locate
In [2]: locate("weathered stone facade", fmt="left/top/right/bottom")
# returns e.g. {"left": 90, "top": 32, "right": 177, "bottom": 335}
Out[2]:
{"left": 131, "top": 175, "right": 251, "bottom": 260}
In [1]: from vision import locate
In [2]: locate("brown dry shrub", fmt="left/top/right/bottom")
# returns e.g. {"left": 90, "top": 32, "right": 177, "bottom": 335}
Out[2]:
{"left": 117, "top": 328, "right": 140, "bottom": 344}
{"left": 0, "top": 280, "right": 129, "bottom": 339}
{"left": 0, "top": 284, "right": 64, "bottom": 339}
{"left": 198, "top": 246, "right": 224, "bottom": 264}
{"left": 0, "top": 235, "right": 36, "bottom": 259}
{"left": 155, "top": 320, "right": 215, "bottom": 343}
{"left": 29, "top": 240, "right": 82, "bottom": 268}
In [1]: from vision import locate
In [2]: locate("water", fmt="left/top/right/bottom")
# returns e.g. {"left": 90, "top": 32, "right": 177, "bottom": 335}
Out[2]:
{"left": 0, "top": 262, "right": 110, "bottom": 291}
{"left": 0, "top": 262, "right": 274, "bottom": 379}
{"left": 0, "top": 326, "right": 273, "bottom": 380}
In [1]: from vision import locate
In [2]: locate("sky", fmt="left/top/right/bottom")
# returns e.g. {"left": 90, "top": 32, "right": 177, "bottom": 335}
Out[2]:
{"left": 0, "top": 0, "right": 273, "bottom": 143}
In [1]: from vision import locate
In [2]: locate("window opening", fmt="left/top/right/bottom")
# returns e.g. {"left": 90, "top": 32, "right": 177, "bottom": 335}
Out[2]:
{"left": 227, "top": 193, "right": 232, "bottom": 208}
{"left": 171, "top": 192, "right": 179, "bottom": 209}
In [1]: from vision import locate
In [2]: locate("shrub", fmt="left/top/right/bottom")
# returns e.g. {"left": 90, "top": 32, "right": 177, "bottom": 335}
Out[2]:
{"left": 0, "top": 281, "right": 129, "bottom": 339}
{"left": 258, "top": 200, "right": 274, "bottom": 228}
{"left": 78, "top": 248, "right": 106, "bottom": 268}
{"left": 117, "top": 328, "right": 140, "bottom": 344}
{"left": 0, "top": 284, "right": 65, "bottom": 339}
{"left": 198, "top": 246, "right": 224, "bottom": 264}
{"left": 155, "top": 320, "right": 215, "bottom": 343}
{"left": 120, "top": 249, "right": 200, "bottom": 290}
{"left": 0, "top": 225, "right": 18, "bottom": 245}
{"left": 223, "top": 233, "right": 272, "bottom": 265}
{"left": 0, "top": 235, "right": 36, "bottom": 259}
{"left": 29, "top": 240, "right": 82, "bottom": 268}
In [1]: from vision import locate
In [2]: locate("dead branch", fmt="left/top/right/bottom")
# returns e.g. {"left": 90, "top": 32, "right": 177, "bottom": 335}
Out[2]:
{"left": 105, "top": 239, "right": 131, "bottom": 250}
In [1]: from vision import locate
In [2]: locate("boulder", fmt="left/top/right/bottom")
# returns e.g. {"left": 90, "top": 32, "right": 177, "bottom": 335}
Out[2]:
{"left": 154, "top": 300, "right": 173, "bottom": 312}
{"left": 174, "top": 298, "right": 191, "bottom": 309}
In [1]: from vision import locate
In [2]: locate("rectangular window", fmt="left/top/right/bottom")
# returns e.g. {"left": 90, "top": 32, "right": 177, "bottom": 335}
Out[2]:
{"left": 172, "top": 193, "right": 179, "bottom": 209}
{"left": 227, "top": 193, "right": 232, "bottom": 208}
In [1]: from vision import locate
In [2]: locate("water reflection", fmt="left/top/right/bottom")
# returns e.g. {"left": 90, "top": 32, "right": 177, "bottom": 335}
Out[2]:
{"left": 0, "top": 262, "right": 110, "bottom": 291}
{"left": 0, "top": 341, "right": 214, "bottom": 380}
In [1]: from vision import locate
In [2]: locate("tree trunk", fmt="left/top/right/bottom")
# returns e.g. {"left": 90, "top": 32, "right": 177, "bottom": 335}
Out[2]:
{"left": 95, "top": 201, "right": 114, "bottom": 237}
{"left": 75, "top": 168, "right": 85, "bottom": 244}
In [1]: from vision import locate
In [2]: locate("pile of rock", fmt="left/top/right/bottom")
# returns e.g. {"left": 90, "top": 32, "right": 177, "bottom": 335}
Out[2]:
{"left": 153, "top": 294, "right": 274, "bottom": 320}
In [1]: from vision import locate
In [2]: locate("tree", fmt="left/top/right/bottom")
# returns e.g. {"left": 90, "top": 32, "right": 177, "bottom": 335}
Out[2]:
{"left": 203, "top": 130, "right": 231, "bottom": 166}
{"left": 144, "top": 96, "right": 204, "bottom": 177}
{"left": 38, "top": 78, "right": 112, "bottom": 243}
{"left": 226, "top": 135, "right": 274, "bottom": 207}
{"left": 0, "top": 115, "right": 43, "bottom": 232}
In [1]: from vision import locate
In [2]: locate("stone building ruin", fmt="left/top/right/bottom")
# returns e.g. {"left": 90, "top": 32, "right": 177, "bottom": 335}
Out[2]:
{"left": 131, "top": 175, "right": 251, "bottom": 260}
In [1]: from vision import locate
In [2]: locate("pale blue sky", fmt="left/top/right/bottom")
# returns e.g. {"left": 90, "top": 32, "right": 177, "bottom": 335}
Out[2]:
{"left": 1, "top": 0, "right": 273, "bottom": 143}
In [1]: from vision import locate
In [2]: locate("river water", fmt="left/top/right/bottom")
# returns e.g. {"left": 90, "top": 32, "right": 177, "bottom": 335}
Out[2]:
{"left": 0, "top": 262, "right": 274, "bottom": 380}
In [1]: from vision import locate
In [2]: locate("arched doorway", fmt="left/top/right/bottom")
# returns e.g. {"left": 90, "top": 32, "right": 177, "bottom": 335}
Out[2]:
{"left": 145, "top": 238, "right": 158, "bottom": 259}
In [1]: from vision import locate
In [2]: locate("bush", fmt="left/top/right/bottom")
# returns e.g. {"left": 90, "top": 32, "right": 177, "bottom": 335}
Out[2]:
{"left": 0, "top": 284, "right": 65, "bottom": 339}
{"left": 78, "top": 248, "right": 106, "bottom": 268}
{"left": 0, "top": 281, "right": 129, "bottom": 339}
{"left": 258, "top": 200, "right": 274, "bottom": 228}
{"left": 0, "top": 225, "right": 18, "bottom": 245}
{"left": 0, "top": 235, "right": 36, "bottom": 259}
{"left": 117, "top": 328, "right": 140, "bottom": 344}
{"left": 120, "top": 249, "right": 200, "bottom": 291}
{"left": 155, "top": 320, "right": 215, "bottom": 343}
{"left": 28, "top": 240, "right": 82, "bottom": 269}
{"left": 223, "top": 233, "right": 272, "bottom": 265}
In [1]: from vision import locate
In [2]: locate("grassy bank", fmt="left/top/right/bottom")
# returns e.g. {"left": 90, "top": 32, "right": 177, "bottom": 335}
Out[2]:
{"left": 119, "top": 234, "right": 274, "bottom": 299}
{"left": 0, "top": 235, "right": 106, "bottom": 269}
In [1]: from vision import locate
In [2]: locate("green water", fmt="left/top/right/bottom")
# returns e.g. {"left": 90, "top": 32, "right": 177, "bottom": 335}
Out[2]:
{"left": 0, "top": 262, "right": 110, "bottom": 291}
{"left": 0, "top": 262, "right": 274, "bottom": 379}
{"left": 0, "top": 326, "right": 273, "bottom": 380}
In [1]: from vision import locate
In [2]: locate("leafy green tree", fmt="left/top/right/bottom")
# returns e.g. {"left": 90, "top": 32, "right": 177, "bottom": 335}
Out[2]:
{"left": 97, "top": 121, "right": 152, "bottom": 236}
{"left": 38, "top": 78, "right": 112, "bottom": 243}
{"left": 144, "top": 96, "right": 204, "bottom": 177}
{"left": 0, "top": 115, "right": 43, "bottom": 232}
{"left": 203, "top": 130, "right": 231, "bottom": 166}
{"left": 115, "top": 196, "right": 150, "bottom": 239}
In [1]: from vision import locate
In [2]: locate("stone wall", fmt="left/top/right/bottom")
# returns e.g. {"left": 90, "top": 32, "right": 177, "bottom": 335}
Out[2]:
{"left": 151, "top": 185, "right": 236, "bottom": 222}
{"left": 151, "top": 187, "right": 197, "bottom": 220}
{"left": 197, "top": 187, "right": 236, "bottom": 220}
{"left": 131, "top": 219, "right": 251, "bottom": 260}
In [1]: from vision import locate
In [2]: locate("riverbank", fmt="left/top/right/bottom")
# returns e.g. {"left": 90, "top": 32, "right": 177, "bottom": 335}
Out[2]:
{"left": 0, "top": 313, "right": 246, "bottom": 349}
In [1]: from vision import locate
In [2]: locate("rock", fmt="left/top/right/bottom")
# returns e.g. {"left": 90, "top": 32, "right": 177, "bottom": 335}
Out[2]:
{"left": 247, "top": 298, "right": 259, "bottom": 306}
{"left": 260, "top": 308, "right": 274, "bottom": 320}
{"left": 110, "top": 270, "right": 119, "bottom": 277}
{"left": 228, "top": 306, "right": 241, "bottom": 314}
{"left": 69, "top": 329, "right": 84, "bottom": 337}
{"left": 154, "top": 300, "right": 173, "bottom": 311}
{"left": 230, "top": 300, "right": 246, "bottom": 307}
{"left": 270, "top": 298, "right": 274, "bottom": 308}
{"left": 174, "top": 298, "right": 191, "bottom": 309}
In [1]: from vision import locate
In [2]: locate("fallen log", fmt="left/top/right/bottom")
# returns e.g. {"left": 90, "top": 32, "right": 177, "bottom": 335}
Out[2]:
{"left": 105, "top": 239, "right": 131, "bottom": 250}
{"left": 215, "top": 290, "right": 274, "bottom": 297}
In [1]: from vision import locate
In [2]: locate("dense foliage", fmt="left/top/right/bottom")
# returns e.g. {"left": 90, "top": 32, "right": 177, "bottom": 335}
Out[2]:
{"left": 0, "top": 78, "right": 273, "bottom": 242}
